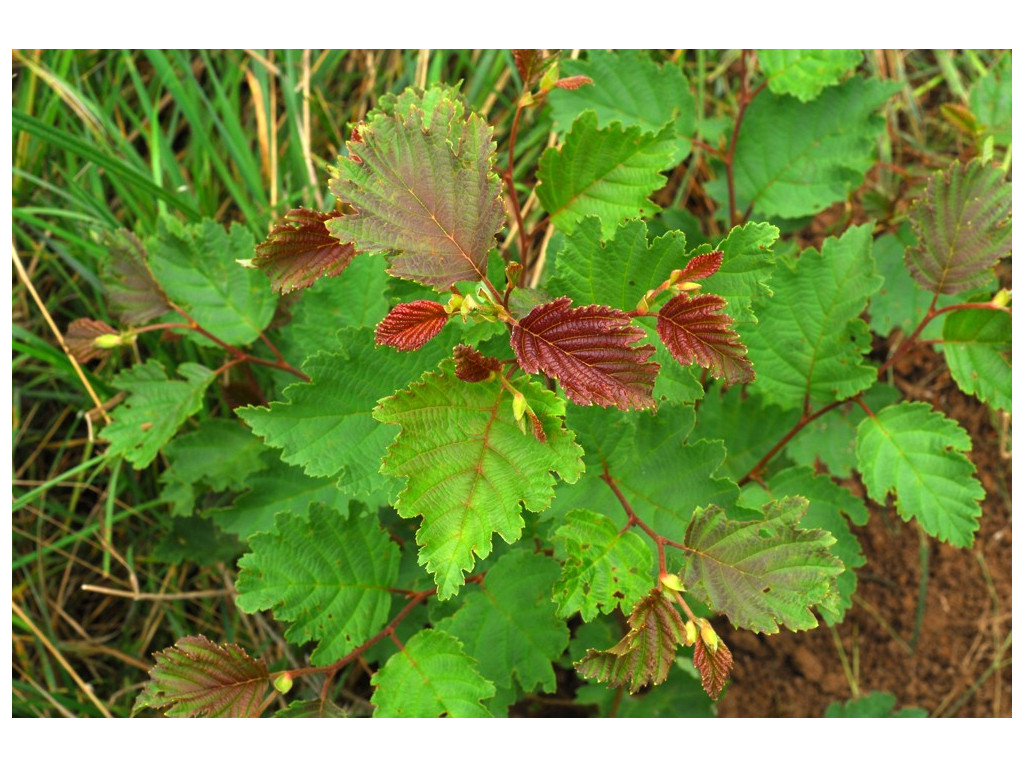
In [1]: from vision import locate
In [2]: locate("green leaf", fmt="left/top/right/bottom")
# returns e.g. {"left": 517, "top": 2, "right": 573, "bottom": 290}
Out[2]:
{"left": 273, "top": 698, "right": 348, "bottom": 718}
{"left": 537, "top": 111, "right": 675, "bottom": 237}
{"left": 546, "top": 217, "right": 686, "bottom": 311}
{"left": 723, "top": 77, "right": 898, "bottom": 218}
{"left": 969, "top": 54, "right": 1011, "bottom": 147}
{"left": 436, "top": 550, "right": 569, "bottom": 700}
{"left": 100, "top": 360, "right": 215, "bottom": 470}
{"left": 212, "top": 462, "right": 346, "bottom": 540}
{"left": 757, "top": 49, "right": 864, "bottom": 101}
{"left": 152, "top": 516, "right": 241, "bottom": 567}
{"left": 941, "top": 308, "right": 1011, "bottom": 413}
{"left": 134, "top": 635, "right": 268, "bottom": 718}
{"left": 235, "top": 504, "right": 400, "bottom": 665}
{"left": 158, "top": 418, "right": 267, "bottom": 515}
{"left": 553, "top": 509, "right": 655, "bottom": 622}
{"left": 785, "top": 383, "right": 901, "bottom": 479}
{"left": 238, "top": 327, "right": 444, "bottom": 505}
{"left": 327, "top": 84, "right": 504, "bottom": 291}
{"left": 555, "top": 405, "right": 738, "bottom": 550}
{"left": 906, "top": 159, "right": 1011, "bottom": 295}
{"left": 547, "top": 49, "right": 695, "bottom": 164}
{"left": 274, "top": 252, "right": 390, "bottom": 364}
{"left": 147, "top": 216, "right": 277, "bottom": 346}
{"left": 740, "top": 468, "right": 868, "bottom": 625}
{"left": 370, "top": 629, "right": 495, "bottom": 717}
{"left": 700, "top": 222, "right": 779, "bottom": 325}
{"left": 746, "top": 224, "right": 882, "bottom": 410}
{"left": 681, "top": 498, "right": 845, "bottom": 633}
{"left": 690, "top": 384, "right": 796, "bottom": 480}
{"left": 868, "top": 227, "right": 959, "bottom": 337}
{"left": 824, "top": 691, "right": 928, "bottom": 718}
{"left": 575, "top": 588, "right": 687, "bottom": 694}
{"left": 374, "top": 362, "right": 584, "bottom": 599}
{"left": 855, "top": 402, "right": 985, "bottom": 547}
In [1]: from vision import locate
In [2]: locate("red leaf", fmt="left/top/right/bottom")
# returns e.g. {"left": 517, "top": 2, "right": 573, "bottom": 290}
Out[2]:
{"left": 453, "top": 344, "right": 502, "bottom": 382}
{"left": 135, "top": 635, "right": 269, "bottom": 717}
{"left": 510, "top": 297, "right": 658, "bottom": 410}
{"left": 676, "top": 250, "right": 723, "bottom": 282}
{"left": 513, "top": 49, "right": 543, "bottom": 84}
{"left": 657, "top": 293, "right": 754, "bottom": 386}
{"left": 552, "top": 75, "right": 593, "bottom": 91}
{"left": 65, "top": 318, "right": 119, "bottom": 363}
{"left": 692, "top": 628, "right": 733, "bottom": 700}
{"left": 375, "top": 300, "right": 450, "bottom": 351}
{"left": 99, "top": 229, "right": 171, "bottom": 325}
{"left": 253, "top": 208, "right": 356, "bottom": 294}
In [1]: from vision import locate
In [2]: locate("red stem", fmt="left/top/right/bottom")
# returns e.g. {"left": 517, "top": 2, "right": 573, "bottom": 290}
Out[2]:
{"left": 503, "top": 99, "right": 531, "bottom": 266}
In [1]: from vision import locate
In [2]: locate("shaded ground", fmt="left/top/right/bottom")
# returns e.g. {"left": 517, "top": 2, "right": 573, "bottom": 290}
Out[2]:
{"left": 716, "top": 345, "right": 1012, "bottom": 718}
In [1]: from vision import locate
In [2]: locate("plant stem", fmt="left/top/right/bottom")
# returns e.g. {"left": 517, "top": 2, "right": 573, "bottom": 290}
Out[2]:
{"left": 503, "top": 98, "right": 531, "bottom": 265}
{"left": 877, "top": 297, "right": 1010, "bottom": 378}
{"left": 739, "top": 400, "right": 844, "bottom": 486}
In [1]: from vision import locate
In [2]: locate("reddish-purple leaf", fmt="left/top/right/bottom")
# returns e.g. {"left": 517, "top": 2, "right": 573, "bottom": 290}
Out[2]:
{"left": 375, "top": 300, "right": 450, "bottom": 351}
{"left": 692, "top": 626, "right": 734, "bottom": 700}
{"left": 453, "top": 344, "right": 502, "bottom": 382}
{"left": 134, "top": 635, "right": 269, "bottom": 718}
{"left": 511, "top": 297, "right": 658, "bottom": 410}
{"left": 675, "top": 250, "right": 723, "bottom": 283}
{"left": 513, "top": 49, "right": 543, "bottom": 85}
{"left": 100, "top": 229, "right": 171, "bottom": 325}
{"left": 552, "top": 75, "right": 594, "bottom": 91}
{"left": 575, "top": 589, "right": 688, "bottom": 694}
{"left": 253, "top": 208, "right": 356, "bottom": 294}
{"left": 65, "top": 318, "right": 120, "bottom": 363}
{"left": 657, "top": 293, "right": 754, "bottom": 386}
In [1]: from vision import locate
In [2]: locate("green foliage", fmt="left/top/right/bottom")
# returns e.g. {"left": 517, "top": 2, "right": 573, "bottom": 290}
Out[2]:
{"left": 235, "top": 504, "right": 401, "bottom": 664}
{"left": 537, "top": 111, "right": 675, "bottom": 236}
{"left": 941, "top": 307, "right": 1011, "bottom": 413}
{"left": 148, "top": 216, "right": 277, "bottom": 346}
{"left": 757, "top": 49, "right": 864, "bottom": 101}
{"left": 239, "top": 328, "right": 445, "bottom": 504}
{"left": 436, "top": 550, "right": 569, "bottom": 703}
{"left": 740, "top": 468, "right": 868, "bottom": 624}
{"left": 374, "top": 362, "right": 584, "bottom": 599}
{"left": 547, "top": 218, "right": 685, "bottom": 311}
{"left": 824, "top": 691, "right": 928, "bottom": 718}
{"left": 27, "top": 49, "right": 1007, "bottom": 719}
{"left": 100, "top": 360, "right": 215, "bottom": 470}
{"left": 369, "top": 629, "right": 495, "bottom": 717}
{"left": 723, "top": 77, "right": 899, "bottom": 219}
{"left": 856, "top": 402, "right": 985, "bottom": 547}
{"left": 547, "top": 49, "right": 695, "bottom": 164}
{"left": 553, "top": 509, "right": 654, "bottom": 621}
{"left": 747, "top": 224, "right": 883, "bottom": 410}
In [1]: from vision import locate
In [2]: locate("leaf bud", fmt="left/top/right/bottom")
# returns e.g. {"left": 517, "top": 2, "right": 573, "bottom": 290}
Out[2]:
{"left": 992, "top": 288, "right": 1011, "bottom": 308}
{"left": 677, "top": 281, "right": 702, "bottom": 293}
{"left": 273, "top": 673, "right": 294, "bottom": 694}
{"left": 505, "top": 261, "right": 523, "bottom": 286}
{"left": 699, "top": 619, "right": 720, "bottom": 652}
{"left": 93, "top": 333, "right": 125, "bottom": 349}
{"left": 659, "top": 573, "right": 685, "bottom": 593}
{"left": 684, "top": 620, "right": 698, "bottom": 646}
{"left": 538, "top": 63, "right": 560, "bottom": 94}
{"left": 635, "top": 295, "right": 650, "bottom": 314}
{"left": 512, "top": 391, "right": 527, "bottom": 423}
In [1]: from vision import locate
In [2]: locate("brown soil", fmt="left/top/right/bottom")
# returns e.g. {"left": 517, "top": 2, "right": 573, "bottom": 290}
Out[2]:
{"left": 716, "top": 344, "right": 1012, "bottom": 718}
